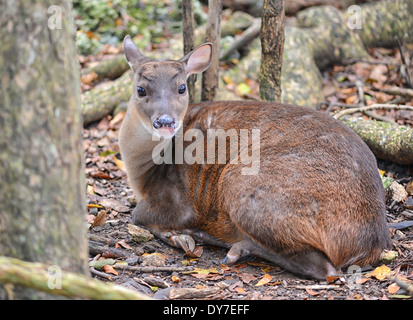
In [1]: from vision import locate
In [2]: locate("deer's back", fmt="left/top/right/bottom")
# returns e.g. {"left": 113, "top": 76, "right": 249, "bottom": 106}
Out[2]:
{"left": 182, "top": 101, "right": 389, "bottom": 266}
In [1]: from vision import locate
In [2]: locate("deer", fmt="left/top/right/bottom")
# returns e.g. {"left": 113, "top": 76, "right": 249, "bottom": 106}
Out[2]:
{"left": 118, "top": 35, "right": 391, "bottom": 280}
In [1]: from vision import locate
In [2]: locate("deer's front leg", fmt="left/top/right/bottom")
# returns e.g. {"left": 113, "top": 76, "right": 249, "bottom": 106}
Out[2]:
{"left": 150, "top": 227, "right": 196, "bottom": 253}
{"left": 132, "top": 202, "right": 197, "bottom": 253}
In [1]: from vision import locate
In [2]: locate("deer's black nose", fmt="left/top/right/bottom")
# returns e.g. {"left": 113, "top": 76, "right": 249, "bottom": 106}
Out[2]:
{"left": 153, "top": 114, "right": 176, "bottom": 129}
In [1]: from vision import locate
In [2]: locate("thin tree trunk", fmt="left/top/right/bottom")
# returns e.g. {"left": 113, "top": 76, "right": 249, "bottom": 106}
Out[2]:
{"left": 202, "top": 0, "right": 223, "bottom": 101}
{"left": 0, "top": 0, "right": 88, "bottom": 299}
{"left": 259, "top": 0, "right": 285, "bottom": 102}
{"left": 182, "top": 0, "right": 196, "bottom": 103}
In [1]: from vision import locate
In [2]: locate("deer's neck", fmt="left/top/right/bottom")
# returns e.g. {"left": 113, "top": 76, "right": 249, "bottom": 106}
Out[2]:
{"left": 119, "top": 106, "right": 175, "bottom": 200}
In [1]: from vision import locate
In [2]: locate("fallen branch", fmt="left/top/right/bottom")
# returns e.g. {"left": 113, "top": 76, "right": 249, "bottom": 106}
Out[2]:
{"left": 380, "top": 86, "right": 413, "bottom": 98}
{"left": 88, "top": 240, "right": 132, "bottom": 259}
{"left": 0, "top": 256, "right": 151, "bottom": 300}
{"left": 342, "top": 116, "right": 413, "bottom": 165}
{"left": 220, "top": 18, "right": 261, "bottom": 61}
{"left": 333, "top": 104, "right": 413, "bottom": 120}
{"left": 113, "top": 264, "right": 194, "bottom": 273}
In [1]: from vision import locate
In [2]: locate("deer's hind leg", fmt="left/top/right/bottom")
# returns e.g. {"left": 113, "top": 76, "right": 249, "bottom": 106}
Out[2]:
{"left": 222, "top": 239, "right": 337, "bottom": 280}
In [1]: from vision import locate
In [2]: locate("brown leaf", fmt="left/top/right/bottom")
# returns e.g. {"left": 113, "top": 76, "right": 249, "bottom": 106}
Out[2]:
{"left": 388, "top": 282, "right": 400, "bottom": 294}
{"left": 81, "top": 71, "right": 98, "bottom": 85}
{"left": 239, "top": 273, "right": 256, "bottom": 284}
{"left": 184, "top": 246, "right": 204, "bottom": 258}
{"left": 345, "top": 94, "right": 359, "bottom": 105}
{"left": 92, "top": 210, "right": 106, "bottom": 227}
{"left": 116, "top": 239, "right": 132, "bottom": 250}
{"left": 305, "top": 288, "right": 322, "bottom": 296}
{"left": 103, "top": 264, "right": 118, "bottom": 276}
{"left": 234, "top": 287, "right": 246, "bottom": 294}
{"left": 92, "top": 171, "right": 112, "bottom": 179}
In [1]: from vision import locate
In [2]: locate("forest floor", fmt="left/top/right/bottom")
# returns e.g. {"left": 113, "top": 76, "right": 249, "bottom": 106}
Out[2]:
{"left": 83, "top": 43, "right": 413, "bottom": 300}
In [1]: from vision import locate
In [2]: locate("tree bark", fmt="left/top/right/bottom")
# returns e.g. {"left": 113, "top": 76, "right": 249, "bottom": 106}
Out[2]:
{"left": 259, "top": 0, "right": 285, "bottom": 102}
{"left": 201, "top": 0, "right": 223, "bottom": 101}
{"left": 182, "top": 0, "right": 196, "bottom": 104}
{"left": 0, "top": 0, "right": 88, "bottom": 299}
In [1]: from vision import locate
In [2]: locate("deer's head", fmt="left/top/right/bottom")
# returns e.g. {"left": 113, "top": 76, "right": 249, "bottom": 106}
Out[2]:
{"left": 123, "top": 35, "right": 212, "bottom": 139}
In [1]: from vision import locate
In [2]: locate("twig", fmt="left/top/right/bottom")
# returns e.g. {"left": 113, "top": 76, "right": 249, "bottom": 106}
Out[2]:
{"left": 333, "top": 104, "right": 413, "bottom": 119}
{"left": 380, "top": 86, "right": 413, "bottom": 98}
{"left": 344, "top": 58, "right": 400, "bottom": 66}
{"left": 113, "top": 264, "right": 193, "bottom": 273}
{"left": 220, "top": 18, "right": 261, "bottom": 61}
{"left": 395, "top": 35, "right": 412, "bottom": 88}
{"left": 90, "top": 266, "right": 115, "bottom": 280}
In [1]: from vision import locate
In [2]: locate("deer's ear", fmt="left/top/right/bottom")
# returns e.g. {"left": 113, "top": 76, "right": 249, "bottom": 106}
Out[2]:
{"left": 180, "top": 43, "right": 212, "bottom": 77}
{"left": 123, "top": 35, "right": 146, "bottom": 72}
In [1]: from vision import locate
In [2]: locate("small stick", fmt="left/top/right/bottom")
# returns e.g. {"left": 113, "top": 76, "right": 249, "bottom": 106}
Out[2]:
{"left": 333, "top": 104, "right": 413, "bottom": 119}
{"left": 113, "top": 264, "right": 193, "bottom": 273}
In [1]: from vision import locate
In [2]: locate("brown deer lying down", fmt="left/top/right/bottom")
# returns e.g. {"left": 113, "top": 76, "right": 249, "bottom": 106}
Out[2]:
{"left": 119, "top": 35, "right": 391, "bottom": 280}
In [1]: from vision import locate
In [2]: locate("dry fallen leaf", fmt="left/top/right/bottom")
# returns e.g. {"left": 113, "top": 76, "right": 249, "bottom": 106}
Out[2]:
{"left": 367, "top": 264, "right": 391, "bottom": 280}
{"left": 184, "top": 246, "right": 204, "bottom": 258}
{"left": 103, "top": 264, "right": 118, "bottom": 276}
{"left": 92, "top": 210, "right": 106, "bottom": 227}
{"left": 239, "top": 273, "right": 256, "bottom": 284}
{"left": 388, "top": 282, "right": 400, "bottom": 294}
{"left": 305, "top": 288, "right": 322, "bottom": 296}
{"left": 234, "top": 287, "right": 246, "bottom": 294}
{"left": 114, "top": 156, "right": 126, "bottom": 171}
{"left": 116, "top": 239, "right": 132, "bottom": 250}
{"left": 255, "top": 274, "right": 272, "bottom": 286}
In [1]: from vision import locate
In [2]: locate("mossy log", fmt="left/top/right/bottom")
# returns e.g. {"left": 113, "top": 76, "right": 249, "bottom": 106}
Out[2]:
{"left": 82, "top": 54, "right": 129, "bottom": 81}
{"left": 0, "top": 256, "right": 151, "bottom": 300}
{"left": 343, "top": 117, "right": 413, "bottom": 165}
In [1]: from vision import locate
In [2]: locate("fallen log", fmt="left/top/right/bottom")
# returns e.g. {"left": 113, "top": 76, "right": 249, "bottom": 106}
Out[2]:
{"left": 0, "top": 256, "right": 151, "bottom": 300}
{"left": 342, "top": 117, "right": 413, "bottom": 165}
{"left": 82, "top": 54, "right": 129, "bottom": 81}
{"left": 82, "top": 70, "right": 132, "bottom": 126}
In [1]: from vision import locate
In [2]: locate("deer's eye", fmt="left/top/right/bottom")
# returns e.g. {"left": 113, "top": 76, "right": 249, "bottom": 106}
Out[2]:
{"left": 178, "top": 84, "right": 186, "bottom": 95}
{"left": 137, "top": 86, "right": 146, "bottom": 97}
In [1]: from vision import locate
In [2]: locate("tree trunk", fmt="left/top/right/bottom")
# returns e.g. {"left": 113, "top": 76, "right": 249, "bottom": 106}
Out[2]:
{"left": 201, "top": 0, "right": 223, "bottom": 101}
{"left": 0, "top": 0, "right": 88, "bottom": 299}
{"left": 182, "top": 0, "right": 196, "bottom": 104}
{"left": 259, "top": 0, "right": 285, "bottom": 102}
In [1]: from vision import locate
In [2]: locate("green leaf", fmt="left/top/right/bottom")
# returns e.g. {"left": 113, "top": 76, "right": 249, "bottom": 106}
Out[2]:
{"left": 99, "top": 150, "right": 117, "bottom": 157}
